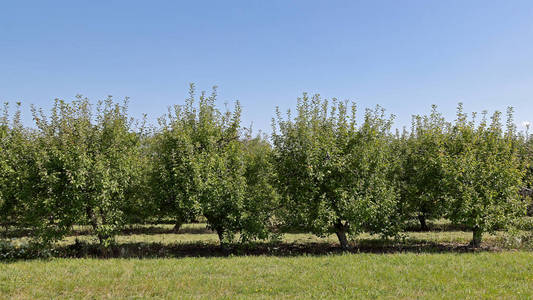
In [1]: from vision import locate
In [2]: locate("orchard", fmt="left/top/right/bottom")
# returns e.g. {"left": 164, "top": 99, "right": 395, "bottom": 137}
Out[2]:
{"left": 1, "top": 87, "right": 531, "bottom": 252}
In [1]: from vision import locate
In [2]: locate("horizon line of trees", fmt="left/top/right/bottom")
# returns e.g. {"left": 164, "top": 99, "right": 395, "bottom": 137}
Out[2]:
{"left": 1, "top": 85, "right": 532, "bottom": 249}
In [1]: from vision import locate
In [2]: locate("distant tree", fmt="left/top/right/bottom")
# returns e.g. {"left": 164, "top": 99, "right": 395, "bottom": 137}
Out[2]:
{"left": 443, "top": 105, "right": 526, "bottom": 247}
{"left": 120, "top": 117, "right": 153, "bottom": 225}
{"left": 399, "top": 106, "right": 449, "bottom": 231}
{"left": 240, "top": 132, "right": 280, "bottom": 242}
{"left": 272, "top": 94, "right": 401, "bottom": 249}
{"left": 517, "top": 124, "right": 533, "bottom": 215}
{"left": 149, "top": 100, "right": 201, "bottom": 231}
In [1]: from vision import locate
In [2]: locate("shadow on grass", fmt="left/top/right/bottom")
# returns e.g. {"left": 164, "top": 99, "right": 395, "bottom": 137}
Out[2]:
{"left": 403, "top": 221, "right": 471, "bottom": 232}
{"left": 0, "top": 225, "right": 214, "bottom": 239}
{"left": 50, "top": 238, "right": 497, "bottom": 260}
{"left": 116, "top": 226, "right": 214, "bottom": 235}
{"left": 2, "top": 222, "right": 473, "bottom": 239}
{"left": 0, "top": 227, "right": 38, "bottom": 239}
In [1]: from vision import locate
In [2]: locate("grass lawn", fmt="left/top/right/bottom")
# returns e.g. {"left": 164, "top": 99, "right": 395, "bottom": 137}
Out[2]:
{"left": 1, "top": 221, "right": 532, "bottom": 299}
{"left": 1, "top": 252, "right": 532, "bottom": 299}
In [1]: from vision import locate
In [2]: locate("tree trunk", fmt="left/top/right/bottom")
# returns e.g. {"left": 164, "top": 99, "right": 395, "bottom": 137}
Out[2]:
{"left": 86, "top": 207, "right": 99, "bottom": 233}
{"left": 1, "top": 224, "right": 8, "bottom": 238}
{"left": 173, "top": 219, "right": 183, "bottom": 233}
{"left": 471, "top": 226, "right": 482, "bottom": 248}
{"left": 335, "top": 230, "right": 349, "bottom": 250}
{"left": 418, "top": 214, "right": 429, "bottom": 231}
{"left": 216, "top": 228, "right": 225, "bottom": 245}
{"left": 215, "top": 228, "right": 231, "bottom": 252}
{"left": 86, "top": 206, "right": 105, "bottom": 246}
{"left": 335, "top": 221, "right": 350, "bottom": 250}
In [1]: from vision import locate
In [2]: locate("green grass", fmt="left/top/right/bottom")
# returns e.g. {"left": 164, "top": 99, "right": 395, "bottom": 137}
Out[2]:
{"left": 1, "top": 222, "right": 532, "bottom": 298}
{"left": 52, "top": 222, "right": 507, "bottom": 247}
{"left": 54, "top": 230, "right": 488, "bottom": 246}
{"left": 1, "top": 252, "right": 532, "bottom": 299}
{"left": 3, "top": 221, "right": 523, "bottom": 261}
{"left": 0, "top": 221, "right": 513, "bottom": 247}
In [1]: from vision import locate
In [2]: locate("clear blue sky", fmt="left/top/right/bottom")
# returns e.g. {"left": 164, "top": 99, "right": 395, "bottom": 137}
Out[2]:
{"left": 1, "top": 0, "right": 532, "bottom": 133}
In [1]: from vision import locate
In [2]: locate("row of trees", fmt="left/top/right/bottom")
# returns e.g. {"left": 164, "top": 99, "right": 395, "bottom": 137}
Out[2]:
{"left": 1, "top": 86, "right": 531, "bottom": 249}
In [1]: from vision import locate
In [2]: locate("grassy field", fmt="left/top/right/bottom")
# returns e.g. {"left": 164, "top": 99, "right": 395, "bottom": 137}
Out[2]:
{"left": 3, "top": 221, "right": 517, "bottom": 248}
{"left": 1, "top": 221, "right": 532, "bottom": 299}
{"left": 1, "top": 252, "right": 532, "bottom": 299}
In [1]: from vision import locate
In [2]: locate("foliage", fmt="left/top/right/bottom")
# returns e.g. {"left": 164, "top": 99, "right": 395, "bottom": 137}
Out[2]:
{"left": 151, "top": 85, "right": 277, "bottom": 243}
{"left": 0, "top": 103, "right": 33, "bottom": 231}
{"left": 501, "top": 218, "right": 533, "bottom": 250}
{"left": 272, "top": 94, "right": 401, "bottom": 249}
{"left": 121, "top": 130, "right": 155, "bottom": 224}
{"left": 442, "top": 105, "right": 526, "bottom": 246}
{"left": 240, "top": 133, "right": 280, "bottom": 241}
{"left": 0, "top": 106, "right": 10, "bottom": 228}
{"left": 27, "top": 96, "right": 143, "bottom": 246}
{"left": 149, "top": 91, "right": 203, "bottom": 230}
{"left": 0, "top": 239, "right": 58, "bottom": 260}
{"left": 518, "top": 126, "right": 533, "bottom": 215}
{"left": 2, "top": 87, "right": 532, "bottom": 251}
{"left": 398, "top": 105, "right": 449, "bottom": 230}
